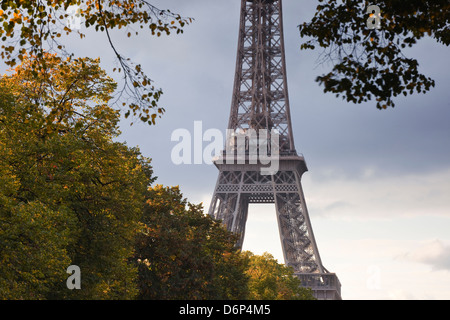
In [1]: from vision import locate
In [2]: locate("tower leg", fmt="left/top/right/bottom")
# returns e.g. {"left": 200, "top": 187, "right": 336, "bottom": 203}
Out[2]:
{"left": 209, "top": 171, "right": 250, "bottom": 248}
{"left": 272, "top": 169, "right": 324, "bottom": 274}
{"left": 208, "top": 163, "right": 342, "bottom": 299}
{"left": 207, "top": 0, "right": 342, "bottom": 299}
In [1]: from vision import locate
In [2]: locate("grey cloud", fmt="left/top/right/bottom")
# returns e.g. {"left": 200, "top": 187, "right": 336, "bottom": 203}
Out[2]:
{"left": 402, "top": 240, "right": 450, "bottom": 271}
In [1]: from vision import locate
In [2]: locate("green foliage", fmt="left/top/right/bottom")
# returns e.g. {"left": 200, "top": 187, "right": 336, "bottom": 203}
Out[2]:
{"left": 244, "top": 252, "right": 316, "bottom": 300}
{"left": 134, "top": 185, "right": 250, "bottom": 300}
{"left": 0, "top": 199, "right": 76, "bottom": 299}
{"left": 0, "top": 0, "right": 193, "bottom": 125}
{"left": 1, "top": 55, "right": 316, "bottom": 301}
{"left": 134, "top": 186, "right": 316, "bottom": 300}
{"left": 0, "top": 55, "right": 154, "bottom": 299}
{"left": 3, "top": 53, "right": 118, "bottom": 133}
{"left": 299, "top": 0, "right": 449, "bottom": 109}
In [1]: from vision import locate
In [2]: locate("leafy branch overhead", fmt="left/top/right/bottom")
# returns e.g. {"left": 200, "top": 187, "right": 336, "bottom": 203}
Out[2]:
{"left": 299, "top": 0, "right": 449, "bottom": 109}
{"left": 0, "top": 0, "right": 193, "bottom": 125}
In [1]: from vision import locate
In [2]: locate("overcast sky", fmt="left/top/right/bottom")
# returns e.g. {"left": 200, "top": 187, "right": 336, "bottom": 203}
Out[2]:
{"left": 3, "top": 0, "right": 449, "bottom": 300}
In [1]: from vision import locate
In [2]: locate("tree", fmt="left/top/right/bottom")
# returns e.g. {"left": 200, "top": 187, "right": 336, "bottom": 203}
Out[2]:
{"left": 1, "top": 55, "right": 316, "bottom": 300}
{"left": 0, "top": 150, "right": 77, "bottom": 299}
{"left": 134, "top": 186, "right": 317, "bottom": 300}
{"left": 244, "top": 252, "right": 315, "bottom": 300}
{"left": 2, "top": 53, "right": 118, "bottom": 132}
{"left": 0, "top": 54, "right": 155, "bottom": 299}
{"left": 299, "top": 0, "right": 449, "bottom": 109}
{"left": 134, "top": 185, "right": 250, "bottom": 300}
{"left": 0, "top": 0, "right": 192, "bottom": 125}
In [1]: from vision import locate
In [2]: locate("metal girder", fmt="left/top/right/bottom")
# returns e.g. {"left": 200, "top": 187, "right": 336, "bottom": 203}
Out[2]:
{"left": 228, "top": 0, "right": 295, "bottom": 154}
{"left": 208, "top": 0, "right": 342, "bottom": 300}
{"left": 209, "top": 164, "right": 323, "bottom": 273}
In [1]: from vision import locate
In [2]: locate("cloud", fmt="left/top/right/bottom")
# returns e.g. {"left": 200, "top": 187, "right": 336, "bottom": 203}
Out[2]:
{"left": 401, "top": 240, "right": 450, "bottom": 271}
{"left": 304, "top": 167, "right": 450, "bottom": 219}
{"left": 387, "top": 289, "right": 419, "bottom": 300}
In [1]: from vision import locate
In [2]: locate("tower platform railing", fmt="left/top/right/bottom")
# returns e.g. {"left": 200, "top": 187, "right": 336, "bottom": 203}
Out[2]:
{"left": 295, "top": 272, "right": 342, "bottom": 300}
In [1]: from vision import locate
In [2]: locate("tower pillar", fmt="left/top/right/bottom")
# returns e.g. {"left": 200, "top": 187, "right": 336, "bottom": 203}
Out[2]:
{"left": 209, "top": 0, "right": 341, "bottom": 300}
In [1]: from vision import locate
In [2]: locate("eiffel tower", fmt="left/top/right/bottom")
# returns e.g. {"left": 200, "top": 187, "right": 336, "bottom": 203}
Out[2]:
{"left": 208, "top": 0, "right": 341, "bottom": 300}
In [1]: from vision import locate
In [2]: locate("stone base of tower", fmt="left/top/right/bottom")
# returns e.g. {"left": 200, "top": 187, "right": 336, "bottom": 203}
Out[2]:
{"left": 295, "top": 272, "right": 342, "bottom": 300}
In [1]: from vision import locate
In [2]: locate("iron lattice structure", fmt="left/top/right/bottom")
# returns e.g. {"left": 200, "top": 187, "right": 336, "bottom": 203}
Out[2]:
{"left": 208, "top": 0, "right": 341, "bottom": 300}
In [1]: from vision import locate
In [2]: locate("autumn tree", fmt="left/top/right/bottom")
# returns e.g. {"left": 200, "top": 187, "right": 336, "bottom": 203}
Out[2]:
{"left": 299, "top": 0, "right": 449, "bottom": 109}
{"left": 134, "top": 185, "right": 316, "bottom": 300}
{"left": 244, "top": 252, "right": 315, "bottom": 300}
{"left": 0, "top": 54, "right": 155, "bottom": 299}
{"left": 1, "top": 54, "right": 317, "bottom": 300}
{"left": 134, "top": 185, "right": 250, "bottom": 300}
{"left": 0, "top": 123, "right": 77, "bottom": 299}
{"left": 0, "top": 0, "right": 192, "bottom": 125}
